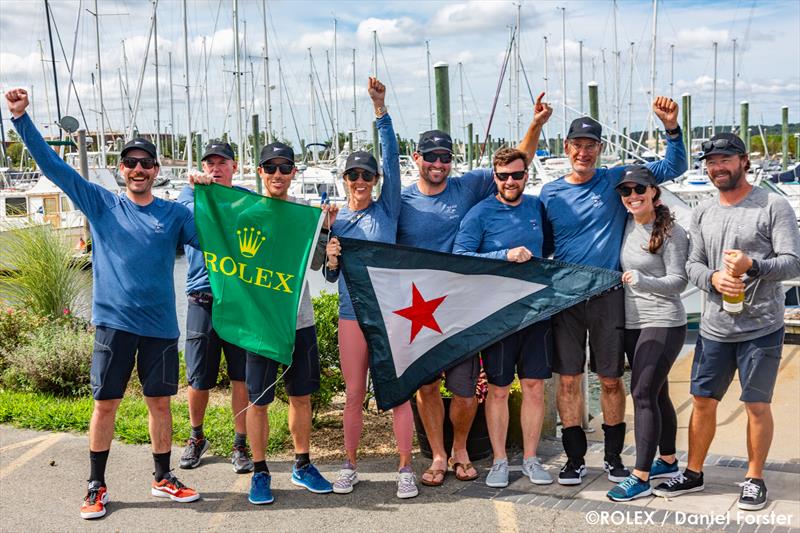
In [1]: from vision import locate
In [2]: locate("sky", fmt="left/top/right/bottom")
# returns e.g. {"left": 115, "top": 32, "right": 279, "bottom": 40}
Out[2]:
{"left": 1, "top": 0, "right": 798, "bottom": 151}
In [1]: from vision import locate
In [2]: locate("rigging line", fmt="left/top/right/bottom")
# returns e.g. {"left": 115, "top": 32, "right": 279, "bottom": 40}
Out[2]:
{"left": 377, "top": 36, "right": 409, "bottom": 133}
{"left": 281, "top": 68, "right": 304, "bottom": 154}
{"left": 518, "top": 54, "right": 548, "bottom": 148}
{"left": 478, "top": 30, "right": 515, "bottom": 163}
{"left": 50, "top": 1, "right": 90, "bottom": 130}
{"left": 311, "top": 55, "right": 335, "bottom": 138}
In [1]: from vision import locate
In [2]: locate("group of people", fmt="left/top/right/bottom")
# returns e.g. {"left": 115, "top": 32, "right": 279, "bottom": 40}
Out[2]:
{"left": 5, "top": 70, "right": 798, "bottom": 521}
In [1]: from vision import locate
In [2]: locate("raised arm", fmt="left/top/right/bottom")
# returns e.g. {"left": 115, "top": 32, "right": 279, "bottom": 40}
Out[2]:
{"left": 370, "top": 77, "right": 401, "bottom": 219}
{"left": 516, "top": 92, "right": 553, "bottom": 163}
{"left": 646, "top": 96, "right": 688, "bottom": 183}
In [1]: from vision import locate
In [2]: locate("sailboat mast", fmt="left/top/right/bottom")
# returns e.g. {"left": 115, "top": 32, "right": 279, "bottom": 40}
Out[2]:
{"left": 579, "top": 40, "right": 584, "bottom": 114}
{"left": 561, "top": 6, "right": 567, "bottom": 139}
{"left": 648, "top": 0, "right": 658, "bottom": 145}
{"left": 515, "top": 4, "right": 521, "bottom": 143}
{"left": 153, "top": 0, "right": 161, "bottom": 157}
{"left": 262, "top": 0, "right": 272, "bottom": 144}
{"left": 44, "top": 0, "right": 63, "bottom": 138}
{"left": 203, "top": 37, "right": 210, "bottom": 141}
{"left": 352, "top": 48, "right": 357, "bottom": 136}
{"left": 93, "top": 0, "right": 106, "bottom": 162}
{"left": 233, "top": 0, "right": 244, "bottom": 178}
{"left": 309, "top": 49, "right": 317, "bottom": 163}
{"left": 712, "top": 41, "right": 718, "bottom": 136}
{"left": 459, "top": 62, "right": 466, "bottom": 148}
{"left": 613, "top": 0, "right": 620, "bottom": 152}
{"left": 182, "top": 0, "right": 192, "bottom": 170}
{"left": 543, "top": 36, "right": 549, "bottom": 142}
{"left": 628, "top": 42, "right": 634, "bottom": 146}
{"left": 732, "top": 38, "right": 737, "bottom": 130}
{"left": 426, "top": 40, "right": 433, "bottom": 129}
{"left": 333, "top": 18, "right": 339, "bottom": 155}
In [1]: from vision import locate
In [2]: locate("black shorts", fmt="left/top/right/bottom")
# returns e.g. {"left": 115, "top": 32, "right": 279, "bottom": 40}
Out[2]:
{"left": 551, "top": 287, "right": 625, "bottom": 378}
{"left": 424, "top": 355, "right": 480, "bottom": 399}
{"left": 246, "top": 326, "right": 321, "bottom": 406}
{"left": 690, "top": 328, "right": 784, "bottom": 403}
{"left": 90, "top": 326, "right": 179, "bottom": 400}
{"left": 483, "top": 319, "right": 553, "bottom": 386}
{"left": 184, "top": 296, "right": 247, "bottom": 390}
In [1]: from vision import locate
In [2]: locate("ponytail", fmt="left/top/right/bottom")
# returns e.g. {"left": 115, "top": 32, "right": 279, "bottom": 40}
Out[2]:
{"left": 647, "top": 188, "right": 674, "bottom": 253}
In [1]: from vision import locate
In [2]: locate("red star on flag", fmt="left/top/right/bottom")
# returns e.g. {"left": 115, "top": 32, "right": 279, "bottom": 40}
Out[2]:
{"left": 393, "top": 283, "right": 447, "bottom": 343}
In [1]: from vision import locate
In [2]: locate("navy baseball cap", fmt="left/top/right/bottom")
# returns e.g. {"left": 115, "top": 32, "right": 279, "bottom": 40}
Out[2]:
{"left": 699, "top": 133, "right": 747, "bottom": 160}
{"left": 120, "top": 137, "right": 158, "bottom": 159}
{"left": 259, "top": 142, "right": 295, "bottom": 165}
{"left": 567, "top": 117, "right": 602, "bottom": 142}
{"left": 417, "top": 130, "right": 453, "bottom": 154}
{"left": 616, "top": 165, "right": 656, "bottom": 189}
{"left": 202, "top": 141, "right": 235, "bottom": 161}
{"left": 344, "top": 151, "right": 378, "bottom": 174}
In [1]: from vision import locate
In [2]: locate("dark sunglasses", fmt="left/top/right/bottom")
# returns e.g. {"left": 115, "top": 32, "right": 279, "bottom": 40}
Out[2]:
{"left": 701, "top": 138, "right": 741, "bottom": 153}
{"left": 344, "top": 169, "right": 376, "bottom": 182}
{"left": 495, "top": 170, "right": 526, "bottom": 181}
{"left": 122, "top": 157, "right": 156, "bottom": 170}
{"left": 421, "top": 152, "right": 453, "bottom": 164}
{"left": 617, "top": 184, "right": 648, "bottom": 197}
{"left": 261, "top": 162, "right": 295, "bottom": 174}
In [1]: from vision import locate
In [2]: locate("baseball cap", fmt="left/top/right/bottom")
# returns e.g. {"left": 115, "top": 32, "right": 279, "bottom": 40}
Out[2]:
{"left": 344, "top": 151, "right": 378, "bottom": 174}
{"left": 417, "top": 130, "right": 453, "bottom": 154}
{"left": 120, "top": 137, "right": 158, "bottom": 159}
{"left": 202, "top": 141, "right": 235, "bottom": 161}
{"left": 566, "top": 117, "right": 602, "bottom": 142}
{"left": 699, "top": 133, "right": 747, "bottom": 160}
{"left": 259, "top": 142, "right": 295, "bottom": 165}
{"left": 615, "top": 165, "right": 656, "bottom": 189}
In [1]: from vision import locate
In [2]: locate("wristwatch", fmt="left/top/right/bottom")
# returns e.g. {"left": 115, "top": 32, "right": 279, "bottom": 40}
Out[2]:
{"left": 665, "top": 125, "right": 681, "bottom": 136}
{"left": 375, "top": 105, "right": 387, "bottom": 118}
{"left": 746, "top": 259, "right": 760, "bottom": 278}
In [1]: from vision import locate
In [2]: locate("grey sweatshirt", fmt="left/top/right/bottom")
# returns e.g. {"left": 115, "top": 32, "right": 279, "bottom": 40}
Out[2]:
{"left": 620, "top": 217, "right": 689, "bottom": 328}
{"left": 292, "top": 196, "right": 327, "bottom": 330}
{"left": 686, "top": 186, "right": 800, "bottom": 342}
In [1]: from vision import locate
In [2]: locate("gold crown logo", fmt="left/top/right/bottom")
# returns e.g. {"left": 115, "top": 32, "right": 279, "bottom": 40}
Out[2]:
{"left": 237, "top": 227, "right": 266, "bottom": 258}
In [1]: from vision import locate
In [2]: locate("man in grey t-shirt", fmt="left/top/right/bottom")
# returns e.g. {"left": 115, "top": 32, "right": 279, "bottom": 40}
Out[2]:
{"left": 653, "top": 133, "right": 800, "bottom": 512}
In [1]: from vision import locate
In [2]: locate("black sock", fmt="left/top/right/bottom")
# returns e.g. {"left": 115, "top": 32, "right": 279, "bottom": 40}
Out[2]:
{"left": 234, "top": 432, "right": 247, "bottom": 448}
{"left": 602, "top": 422, "right": 626, "bottom": 461}
{"left": 153, "top": 451, "right": 171, "bottom": 482}
{"left": 89, "top": 449, "right": 110, "bottom": 486}
{"left": 295, "top": 453, "right": 310, "bottom": 469}
{"left": 561, "top": 425, "right": 587, "bottom": 464}
{"left": 191, "top": 424, "right": 204, "bottom": 441}
{"left": 684, "top": 468, "right": 703, "bottom": 480}
{"left": 253, "top": 460, "right": 270, "bottom": 475}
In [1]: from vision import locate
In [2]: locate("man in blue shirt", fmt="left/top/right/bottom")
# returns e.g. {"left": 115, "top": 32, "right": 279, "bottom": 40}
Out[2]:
{"left": 176, "top": 142, "right": 253, "bottom": 474}
{"left": 398, "top": 95, "right": 553, "bottom": 487}
{"left": 539, "top": 97, "right": 687, "bottom": 486}
{"left": 6, "top": 88, "right": 201, "bottom": 519}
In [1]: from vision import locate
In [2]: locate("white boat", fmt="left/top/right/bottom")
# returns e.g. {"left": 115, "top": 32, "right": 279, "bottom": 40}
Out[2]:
{"left": 1, "top": 176, "right": 84, "bottom": 234}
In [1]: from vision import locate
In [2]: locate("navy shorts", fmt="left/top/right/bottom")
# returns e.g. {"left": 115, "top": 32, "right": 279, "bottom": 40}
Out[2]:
{"left": 424, "top": 355, "right": 480, "bottom": 398}
{"left": 690, "top": 328, "right": 784, "bottom": 403}
{"left": 90, "top": 326, "right": 179, "bottom": 400}
{"left": 246, "top": 326, "right": 321, "bottom": 406}
{"left": 184, "top": 296, "right": 247, "bottom": 390}
{"left": 552, "top": 287, "right": 625, "bottom": 378}
{"left": 482, "top": 319, "right": 553, "bottom": 387}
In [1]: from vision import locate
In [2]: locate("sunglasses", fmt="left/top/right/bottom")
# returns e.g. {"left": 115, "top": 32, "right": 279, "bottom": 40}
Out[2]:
{"left": 344, "top": 169, "right": 376, "bottom": 182}
{"left": 701, "top": 138, "right": 741, "bottom": 153}
{"left": 495, "top": 170, "right": 526, "bottom": 181}
{"left": 421, "top": 152, "right": 453, "bottom": 164}
{"left": 568, "top": 141, "right": 601, "bottom": 152}
{"left": 261, "top": 162, "right": 295, "bottom": 174}
{"left": 617, "top": 184, "right": 649, "bottom": 197}
{"left": 122, "top": 157, "right": 156, "bottom": 170}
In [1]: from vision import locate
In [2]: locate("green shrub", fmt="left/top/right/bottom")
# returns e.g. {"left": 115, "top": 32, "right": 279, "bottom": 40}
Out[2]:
{"left": 311, "top": 291, "right": 345, "bottom": 413}
{"left": 0, "top": 307, "right": 47, "bottom": 371}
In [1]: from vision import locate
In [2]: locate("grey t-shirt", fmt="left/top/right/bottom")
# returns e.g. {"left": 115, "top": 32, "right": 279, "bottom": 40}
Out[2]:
{"left": 620, "top": 217, "right": 689, "bottom": 328}
{"left": 686, "top": 186, "right": 800, "bottom": 342}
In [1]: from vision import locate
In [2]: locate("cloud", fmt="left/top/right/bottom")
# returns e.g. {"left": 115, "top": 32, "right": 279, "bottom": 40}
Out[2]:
{"left": 288, "top": 30, "right": 334, "bottom": 53}
{"left": 356, "top": 17, "right": 422, "bottom": 47}
{"left": 675, "top": 27, "right": 729, "bottom": 50}
{"left": 429, "top": 1, "right": 540, "bottom": 36}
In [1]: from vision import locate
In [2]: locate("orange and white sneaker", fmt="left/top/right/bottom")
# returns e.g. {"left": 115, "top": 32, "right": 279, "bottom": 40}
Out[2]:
{"left": 80, "top": 481, "right": 109, "bottom": 519}
{"left": 151, "top": 471, "right": 200, "bottom": 502}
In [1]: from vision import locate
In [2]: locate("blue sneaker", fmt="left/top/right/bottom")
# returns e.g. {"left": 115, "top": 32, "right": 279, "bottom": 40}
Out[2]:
{"left": 607, "top": 474, "right": 652, "bottom": 502}
{"left": 291, "top": 463, "right": 333, "bottom": 494}
{"left": 248, "top": 472, "right": 274, "bottom": 505}
{"left": 650, "top": 458, "right": 679, "bottom": 479}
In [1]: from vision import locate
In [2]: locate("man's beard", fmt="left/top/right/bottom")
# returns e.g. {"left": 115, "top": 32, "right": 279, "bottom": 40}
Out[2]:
{"left": 711, "top": 167, "right": 744, "bottom": 192}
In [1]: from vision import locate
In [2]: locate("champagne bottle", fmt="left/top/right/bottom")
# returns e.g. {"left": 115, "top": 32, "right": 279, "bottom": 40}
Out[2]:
{"left": 722, "top": 285, "right": 745, "bottom": 314}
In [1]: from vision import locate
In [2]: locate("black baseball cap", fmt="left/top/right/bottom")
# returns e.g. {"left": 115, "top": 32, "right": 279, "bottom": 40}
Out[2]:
{"left": 616, "top": 165, "right": 656, "bottom": 189}
{"left": 121, "top": 137, "right": 158, "bottom": 159}
{"left": 417, "top": 130, "right": 453, "bottom": 154}
{"left": 344, "top": 151, "right": 378, "bottom": 174}
{"left": 259, "top": 142, "right": 295, "bottom": 165}
{"left": 202, "top": 141, "right": 235, "bottom": 161}
{"left": 567, "top": 117, "right": 602, "bottom": 142}
{"left": 699, "top": 133, "right": 747, "bottom": 160}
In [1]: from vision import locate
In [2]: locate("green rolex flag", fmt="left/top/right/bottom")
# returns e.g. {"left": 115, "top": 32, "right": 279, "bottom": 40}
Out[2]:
{"left": 194, "top": 184, "right": 323, "bottom": 365}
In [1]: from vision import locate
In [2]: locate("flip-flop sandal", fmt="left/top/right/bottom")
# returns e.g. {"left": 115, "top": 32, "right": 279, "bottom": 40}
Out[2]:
{"left": 420, "top": 468, "right": 446, "bottom": 487}
{"left": 449, "top": 458, "right": 478, "bottom": 481}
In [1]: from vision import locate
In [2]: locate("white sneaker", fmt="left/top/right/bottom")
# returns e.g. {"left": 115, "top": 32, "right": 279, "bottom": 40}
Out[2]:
{"left": 522, "top": 457, "right": 553, "bottom": 485}
{"left": 396, "top": 470, "right": 419, "bottom": 499}
{"left": 333, "top": 468, "right": 359, "bottom": 494}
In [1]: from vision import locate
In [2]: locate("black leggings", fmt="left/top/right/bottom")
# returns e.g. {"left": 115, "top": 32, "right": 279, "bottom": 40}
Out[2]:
{"left": 624, "top": 325, "right": 687, "bottom": 472}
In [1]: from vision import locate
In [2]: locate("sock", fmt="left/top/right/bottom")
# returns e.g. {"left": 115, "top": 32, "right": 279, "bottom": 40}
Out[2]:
{"left": 153, "top": 451, "right": 171, "bottom": 482}
{"left": 343, "top": 460, "right": 356, "bottom": 470}
{"left": 602, "top": 422, "right": 626, "bottom": 461}
{"left": 233, "top": 432, "right": 247, "bottom": 448}
{"left": 253, "top": 460, "right": 270, "bottom": 474}
{"left": 684, "top": 468, "right": 703, "bottom": 480}
{"left": 295, "top": 452, "right": 310, "bottom": 470}
{"left": 493, "top": 457, "right": 508, "bottom": 465}
{"left": 561, "top": 425, "right": 587, "bottom": 464}
{"left": 89, "top": 449, "right": 110, "bottom": 486}
{"left": 191, "top": 424, "right": 204, "bottom": 441}
{"left": 399, "top": 465, "right": 413, "bottom": 474}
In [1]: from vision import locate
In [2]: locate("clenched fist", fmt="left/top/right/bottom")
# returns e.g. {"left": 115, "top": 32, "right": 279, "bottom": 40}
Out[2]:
{"left": 5, "top": 88, "right": 29, "bottom": 119}
{"left": 652, "top": 96, "right": 679, "bottom": 131}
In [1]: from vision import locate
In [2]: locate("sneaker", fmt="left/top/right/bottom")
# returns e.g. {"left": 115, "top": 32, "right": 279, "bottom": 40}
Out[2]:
{"left": 396, "top": 469, "right": 419, "bottom": 499}
{"left": 607, "top": 474, "right": 652, "bottom": 502}
{"left": 558, "top": 460, "right": 587, "bottom": 486}
{"left": 333, "top": 466, "right": 359, "bottom": 494}
{"left": 604, "top": 455, "right": 630, "bottom": 483}
{"left": 248, "top": 472, "right": 274, "bottom": 505}
{"left": 653, "top": 471, "right": 704, "bottom": 498}
{"left": 291, "top": 463, "right": 333, "bottom": 494}
{"left": 737, "top": 478, "right": 767, "bottom": 511}
{"left": 179, "top": 437, "right": 209, "bottom": 469}
{"left": 522, "top": 457, "right": 553, "bottom": 485}
{"left": 231, "top": 445, "right": 254, "bottom": 474}
{"left": 486, "top": 459, "right": 509, "bottom": 488}
{"left": 151, "top": 472, "right": 200, "bottom": 502}
{"left": 650, "top": 458, "right": 680, "bottom": 479}
{"left": 80, "top": 481, "right": 108, "bottom": 520}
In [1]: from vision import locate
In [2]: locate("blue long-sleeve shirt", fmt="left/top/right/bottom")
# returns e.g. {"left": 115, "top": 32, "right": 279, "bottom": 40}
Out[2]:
{"left": 12, "top": 112, "right": 198, "bottom": 339}
{"left": 453, "top": 195, "right": 545, "bottom": 260}
{"left": 327, "top": 113, "right": 401, "bottom": 320}
{"left": 539, "top": 132, "right": 687, "bottom": 270}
